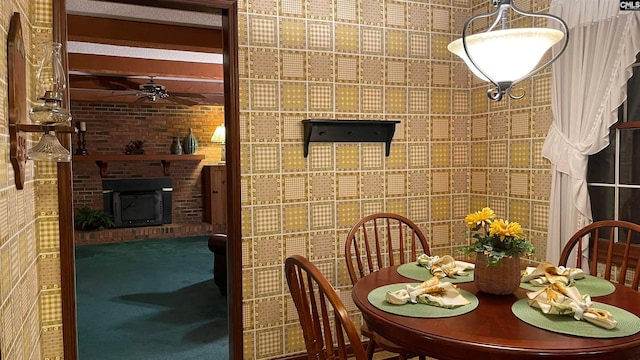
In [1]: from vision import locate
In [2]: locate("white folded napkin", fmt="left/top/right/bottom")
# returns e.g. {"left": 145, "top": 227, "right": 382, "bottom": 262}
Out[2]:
{"left": 526, "top": 282, "right": 618, "bottom": 329}
{"left": 385, "top": 277, "right": 470, "bottom": 309}
{"left": 416, "top": 254, "right": 475, "bottom": 279}
{"left": 521, "top": 261, "right": 585, "bottom": 286}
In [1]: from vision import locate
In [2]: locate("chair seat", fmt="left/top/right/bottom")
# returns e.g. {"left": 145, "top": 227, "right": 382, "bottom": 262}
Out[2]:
{"left": 362, "top": 322, "right": 415, "bottom": 354}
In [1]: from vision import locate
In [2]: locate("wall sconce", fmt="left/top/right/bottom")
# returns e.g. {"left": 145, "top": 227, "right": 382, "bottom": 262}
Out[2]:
{"left": 21, "top": 40, "right": 74, "bottom": 163}
{"left": 210, "top": 125, "right": 226, "bottom": 164}
{"left": 26, "top": 127, "right": 72, "bottom": 162}
{"left": 8, "top": 13, "right": 75, "bottom": 189}
{"left": 448, "top": 0, "right": 568, "bottom": 101}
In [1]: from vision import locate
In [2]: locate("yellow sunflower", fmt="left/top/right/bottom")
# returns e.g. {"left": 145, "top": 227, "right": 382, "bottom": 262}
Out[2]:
{"left": 489, "top": 219, "right": 524, "bottom": 241}
{"left": 464, "top": 207, "right": 496, "bottom": 229}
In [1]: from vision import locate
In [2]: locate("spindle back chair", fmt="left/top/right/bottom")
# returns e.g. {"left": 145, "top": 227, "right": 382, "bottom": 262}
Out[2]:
{"left": 344, "top": 213, "right": 429, "bottom": 360}
{"left": 285, "top": 255, "right": 367, "bottom": 360}
{"left": 345, "top": 213, "right": 431, "bottom": 285}
{"left": 559, "top": 220, "right": 640, "bottom": 290}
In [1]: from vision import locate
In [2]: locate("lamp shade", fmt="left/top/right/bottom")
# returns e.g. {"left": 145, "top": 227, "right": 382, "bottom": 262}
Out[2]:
{"left": 26, "top": 132, "right": 71, "bottom": 162}
{"left": 447, "top": 28, "right": 564, "bottom": 83}
{"left": 210, "top": 125, "right": 225, "bottom": 143}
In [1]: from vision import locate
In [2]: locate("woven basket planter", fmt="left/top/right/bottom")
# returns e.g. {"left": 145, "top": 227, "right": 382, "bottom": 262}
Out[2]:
{"left": 474, "top": 254, "right": 521, "bottom": 295}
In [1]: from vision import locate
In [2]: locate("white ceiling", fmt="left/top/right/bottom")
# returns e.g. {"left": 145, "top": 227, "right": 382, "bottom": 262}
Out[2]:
{"left": 66, "top": 0, "right": 222, "bottom": 28}
{"left": 65, "top": 0, "right": 225, "bottom": 104}
{"left": 66, "top": 0, "right": 223, "bottom": 64}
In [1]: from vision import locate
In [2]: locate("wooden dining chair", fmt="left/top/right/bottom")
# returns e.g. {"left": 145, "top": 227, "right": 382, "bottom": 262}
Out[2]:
{"left": 344, "top": 213, "right": 430, "bottom": 360}
{"left": 559, "top": 220, "right": 640, "bottom": 290}
{"left": 285, "top": 255, "right": 367, "bottom": 360}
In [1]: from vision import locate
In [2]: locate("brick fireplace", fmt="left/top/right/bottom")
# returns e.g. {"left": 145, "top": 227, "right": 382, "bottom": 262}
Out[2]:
{"left": 71, "top": 102, "right": 225, "bottom": 245}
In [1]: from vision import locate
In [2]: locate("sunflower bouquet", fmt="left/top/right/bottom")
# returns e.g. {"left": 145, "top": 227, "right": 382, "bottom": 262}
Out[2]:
{"left": 460, "top": 207, "right": 535, "bottom": 266}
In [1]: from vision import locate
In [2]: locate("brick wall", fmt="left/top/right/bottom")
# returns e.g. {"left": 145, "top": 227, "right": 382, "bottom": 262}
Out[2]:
{"left": 71, "top": 102, "right": 225, "bottom": 244}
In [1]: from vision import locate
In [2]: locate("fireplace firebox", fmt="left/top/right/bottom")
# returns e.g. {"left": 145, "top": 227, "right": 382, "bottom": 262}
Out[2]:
{"left": 103, "top": 178, "right": 172, "bottom": 228}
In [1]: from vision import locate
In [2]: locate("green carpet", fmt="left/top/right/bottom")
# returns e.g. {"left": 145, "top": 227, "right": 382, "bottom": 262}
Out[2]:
{"left": 75, "top": 236, "right": 228, "bottom": 359}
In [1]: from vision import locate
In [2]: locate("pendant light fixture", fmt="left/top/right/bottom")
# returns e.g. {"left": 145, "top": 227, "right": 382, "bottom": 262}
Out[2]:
{"left": 448, "top": 0, "right": 569, "bottom": 101}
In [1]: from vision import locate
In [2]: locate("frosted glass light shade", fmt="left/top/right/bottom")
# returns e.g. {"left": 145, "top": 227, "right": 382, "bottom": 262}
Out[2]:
{"left": 26, "top": 133, "right": 71, "bottom": 162}
{"left": 447, "top": 28, "right": 564, "bottom": 83}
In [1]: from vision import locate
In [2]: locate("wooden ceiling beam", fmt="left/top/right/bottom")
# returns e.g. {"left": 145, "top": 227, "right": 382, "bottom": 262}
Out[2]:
{"left": 67, "top": 14, "right": 223, "bottom": 53}
{"left": 68, "top": 53, "right": 224, "bottom": 80}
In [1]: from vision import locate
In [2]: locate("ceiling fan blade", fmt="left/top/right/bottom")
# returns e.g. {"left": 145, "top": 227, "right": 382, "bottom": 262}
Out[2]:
{"left": 202, "top": 94, "right": 225, "bottom": 105}
{"left": 168, "top": 92, "right": 206, "bottom": 99}
{"left": 167, "top": 96, "right": 199, "bottom": 106}
{"left": 69, "top": 74, "right": 141, "bottom": 91}
{"left": 72, "top": 88, "right": 138, "bottom": 96}
{"left": 129, "top": 96, "right": 149, "bottom": 107}
{"left": 103, "top": 77, "right": 142, "bottom": 90}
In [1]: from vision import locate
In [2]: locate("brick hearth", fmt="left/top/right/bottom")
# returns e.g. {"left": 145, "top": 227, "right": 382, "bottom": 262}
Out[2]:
{"left": 74, "top": 222, "right": 214, "bottom": 246}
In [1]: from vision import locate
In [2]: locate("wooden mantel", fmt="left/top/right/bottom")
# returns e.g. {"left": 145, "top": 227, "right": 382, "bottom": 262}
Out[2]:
{"left": 73, "top": 154, "right": 205, "bottom": 177}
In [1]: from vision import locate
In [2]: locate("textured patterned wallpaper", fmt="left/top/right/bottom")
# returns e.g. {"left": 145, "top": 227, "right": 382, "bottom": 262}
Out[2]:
{"left": 0, "top": 0, "right": 554, "bottom": 359}
{"left": 1, "top": 0, "right": 64, "bottom": 359}
{"left": 239, "top": 0, "right": 552, "bottom": 358}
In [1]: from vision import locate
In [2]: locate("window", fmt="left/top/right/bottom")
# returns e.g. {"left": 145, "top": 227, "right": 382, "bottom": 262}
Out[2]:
{"left": 586, "top": 53, "right": 640, "bottom": 235}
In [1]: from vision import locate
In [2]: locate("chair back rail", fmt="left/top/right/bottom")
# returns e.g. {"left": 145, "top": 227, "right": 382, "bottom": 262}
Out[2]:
{"left": 343, "top": 213, "right": 430, "bottom": 360}
{"left": 345, "top": 212, "right": 430, "bottom": 285}
{"left": 559, "top": 220, "right": 640, "bottom": 290}
{"left": 285, "top": 255, "right": 367, "bottom": 360}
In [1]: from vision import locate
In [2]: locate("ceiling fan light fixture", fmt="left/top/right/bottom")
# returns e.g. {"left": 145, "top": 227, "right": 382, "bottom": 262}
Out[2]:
{"left": 448, "top": 0, "right": 568, "bottom": 101}
{"left": 138, "top": 78, "right": 170, "bottom": 101}
{"left": 132, "top": 77, "right": 198, "bottom": 104}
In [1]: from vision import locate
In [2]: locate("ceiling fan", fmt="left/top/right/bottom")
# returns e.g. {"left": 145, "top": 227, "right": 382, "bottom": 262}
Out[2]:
{"left": 69, "top": 74, "right": 224, "bottom": 106}
{"left": 132, "top": 77, "right": 205, "bottom": 106}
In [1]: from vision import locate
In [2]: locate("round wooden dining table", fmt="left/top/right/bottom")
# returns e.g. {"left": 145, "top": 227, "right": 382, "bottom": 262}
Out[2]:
{"left": 351, "top": 266, "right": 640, "bottom": 360}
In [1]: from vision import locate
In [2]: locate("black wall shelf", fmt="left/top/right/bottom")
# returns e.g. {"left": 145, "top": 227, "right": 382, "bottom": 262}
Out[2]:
{"left": 302, "top": 119, "right": 400, "bottom": 157}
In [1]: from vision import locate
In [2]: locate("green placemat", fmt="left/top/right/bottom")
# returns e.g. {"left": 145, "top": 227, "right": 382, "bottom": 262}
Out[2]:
{"left": 367, "top": 283, "right": 478, "bottom": 318}
{"left": 512, "top": 299, "right": 640, "bottom": 338}
{"left": 397, "top": 262, "right": 474, "bottom": 283}
{"left": 520, "top": 275, "right": 615, "bottom": 297}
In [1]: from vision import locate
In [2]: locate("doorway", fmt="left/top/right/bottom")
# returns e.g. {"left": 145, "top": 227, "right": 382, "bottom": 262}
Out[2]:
{"left": 55, "top": 0, "right": 242, "bottom": 358}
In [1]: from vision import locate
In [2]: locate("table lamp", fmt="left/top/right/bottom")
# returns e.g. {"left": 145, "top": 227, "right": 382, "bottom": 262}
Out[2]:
{"left": 210, "top": 125, "right": 226, "bottom": 163}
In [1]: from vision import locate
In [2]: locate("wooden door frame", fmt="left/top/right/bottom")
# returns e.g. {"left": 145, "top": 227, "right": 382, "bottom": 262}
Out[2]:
{"left": 54, "top": 1, "right": 242, "bottom": 358}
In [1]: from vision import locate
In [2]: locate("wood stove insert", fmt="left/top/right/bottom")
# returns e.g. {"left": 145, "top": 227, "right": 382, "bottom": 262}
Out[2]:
{"left": 103, "top": 178, "right": 172, "bottom": 228}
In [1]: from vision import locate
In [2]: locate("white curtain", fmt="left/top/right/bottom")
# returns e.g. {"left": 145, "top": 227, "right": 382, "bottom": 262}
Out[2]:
{"left": 542, "top": 0, "right": 640, "bottom": 266}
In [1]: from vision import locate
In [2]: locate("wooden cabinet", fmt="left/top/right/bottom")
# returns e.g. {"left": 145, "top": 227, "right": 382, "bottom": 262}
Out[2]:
{"left": 203, "top": 165, "right": 227, "bottom": 232}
